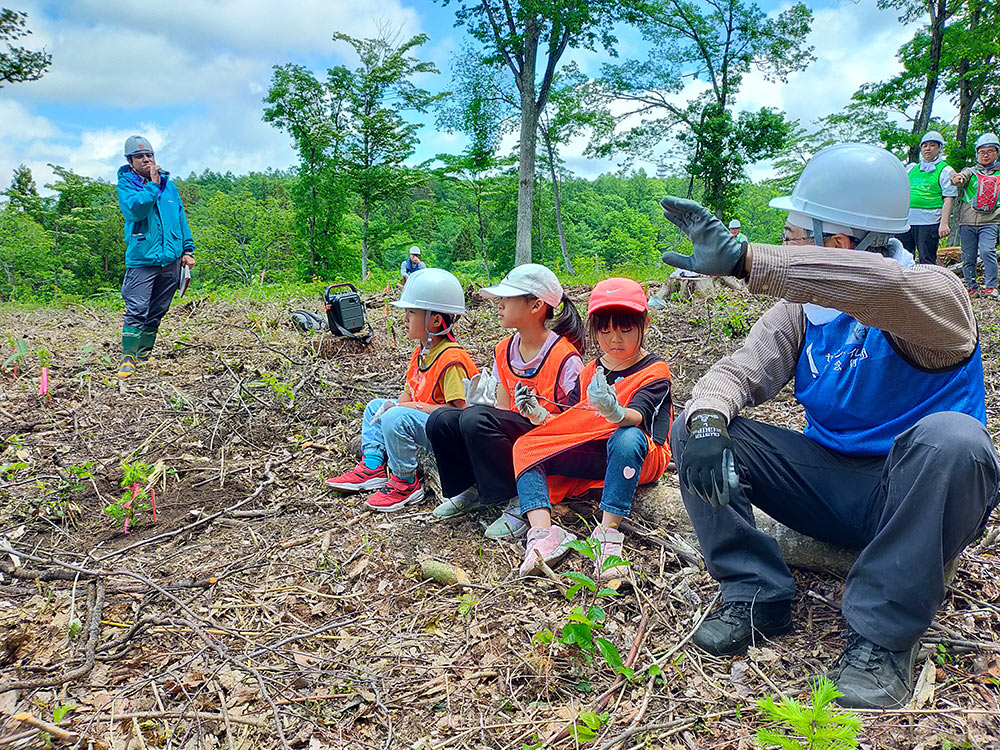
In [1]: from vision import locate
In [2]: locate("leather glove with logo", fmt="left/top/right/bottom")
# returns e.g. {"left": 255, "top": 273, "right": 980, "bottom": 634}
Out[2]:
{"left": 462, "top": 371, "right": 499, "bottom": 407}
{"left": 681, "top": 410, "right": 740, "bottom": 508}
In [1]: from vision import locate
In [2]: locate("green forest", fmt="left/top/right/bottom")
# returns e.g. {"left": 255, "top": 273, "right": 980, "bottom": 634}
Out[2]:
{"left": 1, "top": 0, "right": 998, "bottom": 302}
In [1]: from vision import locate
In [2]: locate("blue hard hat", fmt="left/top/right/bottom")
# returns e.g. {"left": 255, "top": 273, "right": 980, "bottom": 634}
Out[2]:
{"left": 124, "top": 135, "right": 154, "bottom": 157}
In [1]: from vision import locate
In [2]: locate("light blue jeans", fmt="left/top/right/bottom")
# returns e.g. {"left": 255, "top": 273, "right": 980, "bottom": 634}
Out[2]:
{"left": 960, "top": 224, "right": 999, "bottom": 290}
{"left": 360, "top": 398, "right": 432, "bottom": 479}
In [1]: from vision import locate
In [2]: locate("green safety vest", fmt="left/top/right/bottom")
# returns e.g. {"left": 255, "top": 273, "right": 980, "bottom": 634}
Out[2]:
{"left": 908, "top": 161, "right": 947, "bottom": 210}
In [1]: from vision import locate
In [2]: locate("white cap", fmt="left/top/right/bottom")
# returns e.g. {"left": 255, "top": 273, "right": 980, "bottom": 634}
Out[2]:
{"left": 975, "top": 133, "right": 999, "bottom": 151}
{"left": 920, "top": 131, "right": 944, "bottom": 146}
{"left": 728, "top": 219, "right": 741, "bottom": 229}
{"left": 408, "top": 245, "right": 422, "bottom": 256}
{"left": 480, "top": 263, "right": 563, "bottom": 309}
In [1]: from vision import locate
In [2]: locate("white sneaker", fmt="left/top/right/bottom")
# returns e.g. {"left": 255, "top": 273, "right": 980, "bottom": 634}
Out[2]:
{"left": 432, "top": 487, "right": 481, "bottom": 518}
{"left": 484, "top": 497, "right": 528, "bottom": 540}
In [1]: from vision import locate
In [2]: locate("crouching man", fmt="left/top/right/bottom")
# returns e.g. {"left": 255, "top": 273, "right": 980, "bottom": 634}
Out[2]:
{"left": 663, "top": 143, "right": 999, "bottom": 708}
{"left": 115, "top": 135, "right": 196, "bottom": 378}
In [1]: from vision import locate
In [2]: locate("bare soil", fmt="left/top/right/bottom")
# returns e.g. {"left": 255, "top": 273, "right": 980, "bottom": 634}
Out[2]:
{"left": 1, "top": 282, "right": 999, "bottom": 750}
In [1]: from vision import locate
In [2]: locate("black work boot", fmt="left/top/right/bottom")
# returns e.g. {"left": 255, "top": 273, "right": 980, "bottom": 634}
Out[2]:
{"left": 692, "top": 600, "right": 793, "bottom": 656}
{"left": 827, "top": 627, "right": 918, "bottom": 708}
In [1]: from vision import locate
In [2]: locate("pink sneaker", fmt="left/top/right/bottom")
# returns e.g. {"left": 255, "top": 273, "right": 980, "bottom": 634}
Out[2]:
{"left": 325, "top": 461, "right": 387, "bottom": 491}
{"left": 983, "top": 287, "right": 998, "bottom": 299}
{"left": 519, "top": 525, "right": 578, "bottom": 576}
{"left": 365, "top": 473, "right": 424, "bottom": 512}
{"left": 589, "top": 526, "right": 630, "bottom": 582}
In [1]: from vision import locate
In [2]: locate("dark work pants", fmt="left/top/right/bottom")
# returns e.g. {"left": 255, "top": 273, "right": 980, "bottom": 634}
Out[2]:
{"left": 670, "top": 410, "right": 999, "bottom": 651}
{"left": 895, "top": 223, "right": 941, "bottom": 265}
{"left": 121, "top": 259, "right": 181, "bottom": 328}
{"left": 426, "top": 405, "right": 535, "bottom": 504}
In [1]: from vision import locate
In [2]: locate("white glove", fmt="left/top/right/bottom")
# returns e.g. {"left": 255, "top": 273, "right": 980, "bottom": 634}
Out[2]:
{"left": 462, "top": 371, "right": 498, "bottom": 407}
{"left": 587, "top": 367, "right": 626, "bottom": 424}
{"left": 514, "top": 382, "right": 548, "bottom": 426}
{"left": 371, "top": 399, "right": 397, "bottom": 424}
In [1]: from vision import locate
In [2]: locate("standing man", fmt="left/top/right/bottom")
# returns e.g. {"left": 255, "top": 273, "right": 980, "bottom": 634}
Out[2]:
{"left": 728, "top": 219, "right": 749, "bottom": 249}
{"left": 897, "top": 131, "right": 956, "bottom": 265}
{"left": 951, "top": 133, "right": 1000, "bottom": 298}
{"left": 400, "top": 245, "right": 427, "bottom": 280}
{"left": 115, "top": 136, "right": 196, "bottom": 378}
{"left": 663, "top": 143, "right": 998, "bottom": 709}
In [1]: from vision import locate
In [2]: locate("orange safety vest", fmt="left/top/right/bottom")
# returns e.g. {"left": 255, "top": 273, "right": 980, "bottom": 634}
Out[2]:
{"left": 494, "top": 334, "right": 581, "bottom": 415}
{"left": 512, "top": 358, "right": 673, "bottom": 504}
{"left": 405, "top": 343, "right": 479, "bottom": 405}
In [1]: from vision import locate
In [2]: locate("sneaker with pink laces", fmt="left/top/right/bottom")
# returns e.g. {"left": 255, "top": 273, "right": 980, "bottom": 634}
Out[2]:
{"left": 365, "top": 473, "right": 425, "bottom": 512}
{"left": 325, "top": 460, "right": 387, "bottom": 491}
{"left": 519, "top": 525, "right": 578, "bottom": 576}
{"left": 589, "top": 526, "right": 630, "bottom": 582}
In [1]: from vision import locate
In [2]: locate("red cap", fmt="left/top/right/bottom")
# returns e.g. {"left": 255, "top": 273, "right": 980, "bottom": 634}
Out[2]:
{"left": 588, "top": 278, "right": 647, "bottom": 315}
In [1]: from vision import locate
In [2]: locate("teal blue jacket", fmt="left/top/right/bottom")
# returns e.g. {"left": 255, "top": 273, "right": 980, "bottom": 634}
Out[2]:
{"left": 116, "top": 165, "right": 195, "bottom": 268}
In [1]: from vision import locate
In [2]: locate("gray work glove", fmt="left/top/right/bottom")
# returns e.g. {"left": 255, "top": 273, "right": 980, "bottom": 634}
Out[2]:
{"left": 681, "top": 410, "right": 740, "bottom": 508}
{"left": 513, "top": 382, "right": 548, "bottom": 426}
{"left": 659, "top": 196, "right": 747, "bottom": 277}
{"left": 587, "top": 366, "right": 626, "bottom": 424}
{"left": 371, "top": 399, "right": 397, "bottom": 424}
{"left": 462, "top": 371, "right": 498, "bottom": 407}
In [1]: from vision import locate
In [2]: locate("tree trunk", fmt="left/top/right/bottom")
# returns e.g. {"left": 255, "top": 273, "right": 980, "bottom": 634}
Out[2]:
{"left": 909, "top": 0, "right": 947, "bottom": 162}
{"left": 361, "top": 200, "right": 370, "bottom": 280}
{"left": 474, "top": 186, "right": 490, "bottom": 280}
{"left": 514, "top": 27, "right": 540, "bottom": 267}
{"left": 543, "top": 128, "right": 574, "bottom": 275}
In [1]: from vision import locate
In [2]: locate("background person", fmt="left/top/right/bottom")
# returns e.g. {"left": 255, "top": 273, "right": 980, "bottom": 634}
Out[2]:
{"left": 896, "top": 130, "right": 957, "bottom": 265}
{"left": 951, "top": 133, "right": 1000, "bottom": 298}
{"left": 728, "top": 219, "right": 749, "bottom": 250}
{"left": 115, "top": 135, "right": 195, "bottom": 379}
{"left": 400, "top": 245, "right": 427, "bottom": 279}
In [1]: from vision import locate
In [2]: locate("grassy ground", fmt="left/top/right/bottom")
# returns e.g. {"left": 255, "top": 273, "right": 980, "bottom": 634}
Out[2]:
{"left": 1, "top": 279, "right": 998, "bottom": 750}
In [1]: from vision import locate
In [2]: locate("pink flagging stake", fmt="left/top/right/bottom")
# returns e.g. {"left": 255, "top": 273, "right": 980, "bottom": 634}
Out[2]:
{"left": 151, "top": 488, "right": 157, "bottom": 522}
{"left": 12, "top": 349, "right": 18, "bottom": 378}
{"left": 39, "top": 367, "right": 49, "bottom": 397}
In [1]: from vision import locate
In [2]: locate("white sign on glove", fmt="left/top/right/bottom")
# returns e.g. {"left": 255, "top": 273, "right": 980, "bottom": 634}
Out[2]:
{"left": 587, "top": 366, "right": 626, "bottom": 424}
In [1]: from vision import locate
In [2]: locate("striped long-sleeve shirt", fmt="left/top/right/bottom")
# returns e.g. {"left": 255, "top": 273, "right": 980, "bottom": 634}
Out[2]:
{"left": 686, "top": 243, "right": 978, "bottom": 424}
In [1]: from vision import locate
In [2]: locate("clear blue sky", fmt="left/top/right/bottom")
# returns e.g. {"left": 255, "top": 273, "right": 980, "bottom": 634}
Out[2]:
{"left": 0, "top": 0, "right": 924, "bottom": 194}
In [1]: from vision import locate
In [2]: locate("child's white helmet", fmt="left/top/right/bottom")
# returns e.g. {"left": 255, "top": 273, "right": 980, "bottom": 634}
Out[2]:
{"left": 391, "top": 268, "right": 466, "bottom": 315}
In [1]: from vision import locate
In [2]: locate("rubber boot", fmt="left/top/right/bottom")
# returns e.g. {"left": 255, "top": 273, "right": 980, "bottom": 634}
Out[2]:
{"left": 136, "top": 324, "right": 158, "bottom": 362}
{"left": 119, "top": 325, "right": 141, "bottom": 379}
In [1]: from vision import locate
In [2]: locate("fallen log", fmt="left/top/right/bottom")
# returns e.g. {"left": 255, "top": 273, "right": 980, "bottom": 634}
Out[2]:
{"left": 632, "top": 480, "right": 861, "bottom": 576}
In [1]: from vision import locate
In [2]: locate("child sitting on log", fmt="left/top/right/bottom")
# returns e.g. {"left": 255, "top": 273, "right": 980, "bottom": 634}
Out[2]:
{"left": 511, "top": 278, "right": 673, "bottom": 579}
{"left": 427, "top": 263, "right": 585, "bottom": 538}
{"left": 325, "top": 269, "right": 477, "bottom": 512}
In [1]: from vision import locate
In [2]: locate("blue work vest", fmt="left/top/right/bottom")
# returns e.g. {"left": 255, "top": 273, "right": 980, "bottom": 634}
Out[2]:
{"left": 794, "top": 313, "right": 985, "bottom": 456}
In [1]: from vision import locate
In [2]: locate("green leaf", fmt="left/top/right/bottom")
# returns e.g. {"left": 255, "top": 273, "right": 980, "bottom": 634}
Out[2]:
{"left": 571, "top": 724, "right": 596, "bottom": 743}
{"left": 53, "top": 704, "right": 75, "bottom": 724}
{"left": 595, "top": 636, "right": 627, "bottom": 676}
{"left": 532, "top": 630, "right": 554, "bottom": 646}
{"left": 563, "top": 571, "right": 597, "bottom": 593}
{"left": 596, "top": 587, "right": 619, "bottom": 597}
{"left": 579, "top": 710, "right": 602, "bottom": 731}
{"left": 586, "top": 605, "right": 606, "bottom": 623}
{"left": 566, "top": 539, "right": 597, "bottom": 561}
{"left": 565, "top": 582, "right": 584, "bottom": 600}
{"left": 600, "top": 554, "right": 631, "bottom": 572}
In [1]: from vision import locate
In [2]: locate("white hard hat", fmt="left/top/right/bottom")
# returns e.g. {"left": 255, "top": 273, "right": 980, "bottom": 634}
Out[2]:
{"left": 409, "top": 245, "right": 422, "bottom": 256}
{"left": 920, "top": 131, "right": 945, "bottom": 146}
{"left": 728, "top": 219, "right": 741, "bottom": 229}
{"left": 480, "top": 263, "right": 563, "bottom": 308}
{"left": 975, "top": 133, "right": 999, "bottom": 151}
{"left": 391, "top": 268, "right": 465, "bottom": 315}
{"left": 769, "top": 143, "right": 910, "bottom": 236}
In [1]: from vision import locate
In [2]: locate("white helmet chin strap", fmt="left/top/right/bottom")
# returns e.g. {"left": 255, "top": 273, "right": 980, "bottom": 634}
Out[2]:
{"left": 421, "top": 310, "right": 459, "bottom": 354}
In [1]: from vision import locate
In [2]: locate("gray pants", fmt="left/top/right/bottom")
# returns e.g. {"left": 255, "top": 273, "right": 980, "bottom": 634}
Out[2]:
{"left": 121, "top": 260, "right": 180, "bottom": 328}
{"left": 670, "top": 410, "right": 999, "bottom": 651}
{"left": 959, "top": 224, "right": 999, "bottom": 290}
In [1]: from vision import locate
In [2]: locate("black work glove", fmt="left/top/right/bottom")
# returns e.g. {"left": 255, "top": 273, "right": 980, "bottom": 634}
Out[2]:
{"left": 660, "top": 196, "right": 747, "bottom": 278}
{"left": 680, "top": 410, "right": 740, "bottom": 508}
